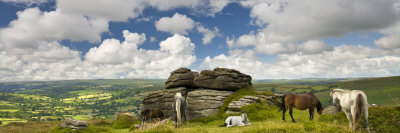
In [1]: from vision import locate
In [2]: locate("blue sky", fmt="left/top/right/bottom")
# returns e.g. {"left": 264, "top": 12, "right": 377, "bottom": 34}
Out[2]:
{"left": 0, "top": 0, "right": 399, "bottom": 81}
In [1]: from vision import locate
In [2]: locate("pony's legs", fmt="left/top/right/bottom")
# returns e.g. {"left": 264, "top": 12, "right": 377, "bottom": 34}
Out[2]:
{"left": 282, "top": 105, "right": 287, "bottom": 121}
{"left": 289, "top": 106, "right": 295, "bottom": 123}
{"left": 364, "top": 106, "right": 371, "bottom": 133}
{"left": 142, "top": 117, "right": 146, "bottom": 129}
{"left": 309, "top": 107, "right": 315, "bottom": 120}
{"left": 344, "top": 110, "right": 353, "bottom": 130}
{"left": 351, "top": 107, "right": 358, "bottom": 131}
{"left": 175, "top": 115, "right": 178, "bottom": 128}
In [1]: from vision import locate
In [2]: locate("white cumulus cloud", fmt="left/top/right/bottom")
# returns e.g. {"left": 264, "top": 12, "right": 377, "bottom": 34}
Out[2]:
{"left": 0, "top": 7, "right": 108, "bottom": 50}
{"left": 229, "top": 0, "right": 399, "bottom": 55}
{"left": 197, "top": 26, "right": 221, "bottom": 45}
{"left": 155, "top": 13, "right": 196, "bottom": 35}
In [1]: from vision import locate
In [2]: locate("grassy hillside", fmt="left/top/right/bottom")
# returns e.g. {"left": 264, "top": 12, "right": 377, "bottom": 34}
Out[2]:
{"left": 254, "top": 76, "right": 400, "bottom": 107}
{"left": 315, "top": 76, "right": 400, "bottom": 106}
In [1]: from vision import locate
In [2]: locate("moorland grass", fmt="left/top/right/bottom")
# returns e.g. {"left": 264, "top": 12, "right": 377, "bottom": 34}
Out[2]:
{"left": 318, "top": 106, "right": 400, "bottom": 133}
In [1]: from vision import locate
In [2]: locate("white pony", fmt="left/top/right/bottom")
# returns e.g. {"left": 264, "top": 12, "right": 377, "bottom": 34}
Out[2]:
{"left": 220, "top": 111, "right": 251, "bottom": 127}
{"left": 330, "top": 89, "right": 370, "bottom": 133}
{"left": 172, "top": 92, "right": 187, "bottom": 128}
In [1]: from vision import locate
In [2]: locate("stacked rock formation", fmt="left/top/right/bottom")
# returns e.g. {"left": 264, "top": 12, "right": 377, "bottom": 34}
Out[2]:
{"left": 141, "top": 67, "right": 252, "bottom": 120}
{"left": 193, "top": 68, "right": 252, "bottom": 91}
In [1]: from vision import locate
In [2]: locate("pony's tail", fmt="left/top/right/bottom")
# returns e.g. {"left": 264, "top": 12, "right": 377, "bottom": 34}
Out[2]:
{"left": 279, "top": 95, "right": 286, "bottom": 112}
{"left": 176, "top": 99, "right": 182, "bottom": 123}
{"left": 354, "top": 94, "right": 363, "bottom": 127}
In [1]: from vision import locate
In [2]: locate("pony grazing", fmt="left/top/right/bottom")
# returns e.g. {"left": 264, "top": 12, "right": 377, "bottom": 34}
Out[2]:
{"left": 140, "top": 108, "right": 164, "bottom": 128}
{"left": 172, "top": 92, "right": 187, "bottom": 128}
{"left": 220, "top": 111, "right": 251, "bottom": 127}
{"left": 280, "top": 92, "right": 323, "bottom": 122}
{"left": 140, "top": 108, "right": 165, "bottom": 121}
{"left": 330, "top": 89, "right": 370, "bottom": 133}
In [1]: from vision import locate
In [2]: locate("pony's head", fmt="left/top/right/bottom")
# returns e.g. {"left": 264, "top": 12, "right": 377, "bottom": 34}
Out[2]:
{"left": 330, "top": 89, "right": 343, "bottom": 106}
{"left": 316, "top": 101, "right": 324, "bottom": 115}
{"left": 241, "top": 111, "right": 249, "bottom": 123}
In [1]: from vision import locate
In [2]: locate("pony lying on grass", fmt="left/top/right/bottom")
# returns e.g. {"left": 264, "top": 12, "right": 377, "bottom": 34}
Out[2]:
{"left": 330, "top": 88, "right": 370, "bottom": 133}
{"left": 220, "top": 111, "right": 251, "bottom": 127}
{"left": 280, "top": 92, "right": 323, "bottom": 123}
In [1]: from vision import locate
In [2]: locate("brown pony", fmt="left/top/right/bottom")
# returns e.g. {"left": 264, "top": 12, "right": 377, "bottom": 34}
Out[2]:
{"left": 280, "top": 92, "right": 323, "bottom": 122}
{"left": 140, "top": 108, "right": 164, "bottom": 128}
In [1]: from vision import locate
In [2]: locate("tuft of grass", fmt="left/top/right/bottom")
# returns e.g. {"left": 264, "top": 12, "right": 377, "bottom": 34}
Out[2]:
{"left": 112, "top": 113, "right": 139, "bottom": 129}
{"left": 133, "top": 123, "right": 175, "bottom": 133}
{"left": 240, "top": 104, "right": 276, "bottom": 121}
{"left": 51, "top": 126, "right": 111, "bottom": 133}
{"left": 318, "top": 112, "right": 348, "bottom": 124}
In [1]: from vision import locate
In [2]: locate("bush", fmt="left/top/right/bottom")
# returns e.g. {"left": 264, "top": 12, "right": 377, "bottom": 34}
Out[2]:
{"left": 112, "top": 113, "right": 138, "bottom": 129}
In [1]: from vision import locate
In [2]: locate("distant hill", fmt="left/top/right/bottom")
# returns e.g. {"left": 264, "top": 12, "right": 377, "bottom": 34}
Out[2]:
{"left": 314, "top": 76, "right": 400, "bottom": 106}
{"left": 253, "top": 76, "right": 400, "bottom": 106}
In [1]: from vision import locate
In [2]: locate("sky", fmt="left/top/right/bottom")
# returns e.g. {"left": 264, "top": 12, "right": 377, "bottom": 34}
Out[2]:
{"left": 0, "top": 0, "right": 399, "bottom": 81}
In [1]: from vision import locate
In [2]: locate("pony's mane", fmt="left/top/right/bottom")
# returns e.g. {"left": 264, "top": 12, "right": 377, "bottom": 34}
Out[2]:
{"left": 330, "top": 88, "right": 350, "bottom": 96}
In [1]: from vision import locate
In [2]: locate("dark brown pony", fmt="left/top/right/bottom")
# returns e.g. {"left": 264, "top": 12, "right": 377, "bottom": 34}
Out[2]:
{"left": 280, "top": 92, "right": 323, "bottom": 122}
{"left": 140, "top": 108, "right": 164, "bottom": 128}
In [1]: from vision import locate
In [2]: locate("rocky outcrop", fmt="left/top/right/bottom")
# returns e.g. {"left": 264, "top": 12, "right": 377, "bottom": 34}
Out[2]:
{"left": 59, "top": 118, "right": 87, "bottom": 130}
{"left": 164, "top": 67, "right": 199, "bottom": 89}
{"left": 228, "top": 96, "right": 259, "bottom": 111}
{"left": 226, "top": 95, "right": 282, "bottom": 114}
{"left": 141, "top": 87, "right": 188, "bottom": 119}
{"left": 193, "top": 68, "right": 252, "bottom": 91}
{"left": 322, "top": 105, "right": 342, "bottom": 115}
{"left": 141, "top": 67, "right": 255, "bottom": 120}
{"left": 186, "top": 89, "right": 233, "bottom": 120}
